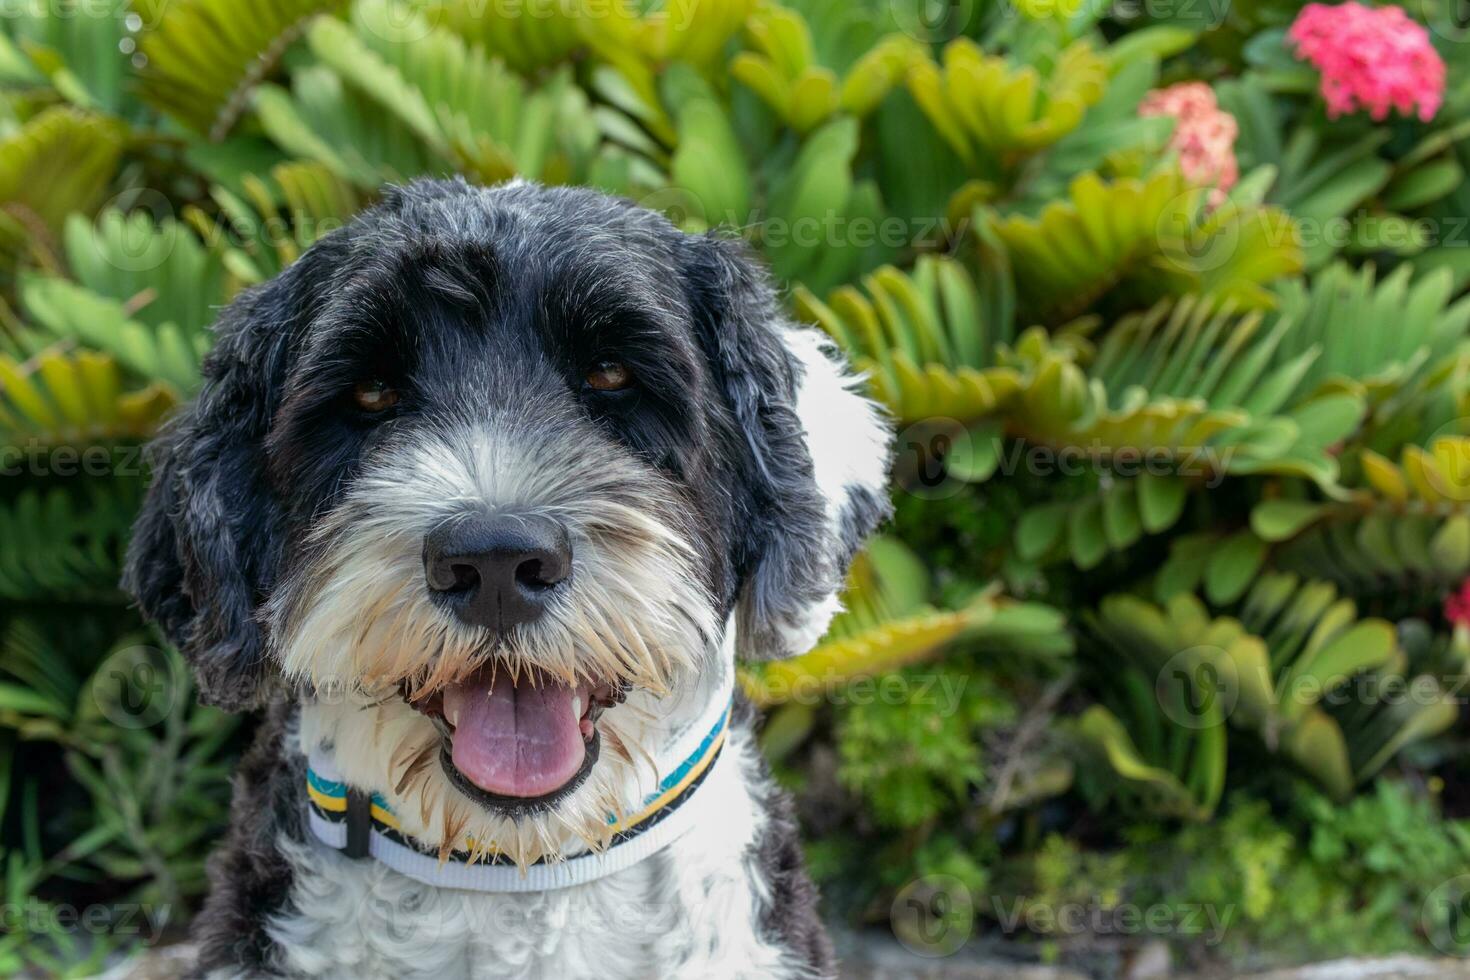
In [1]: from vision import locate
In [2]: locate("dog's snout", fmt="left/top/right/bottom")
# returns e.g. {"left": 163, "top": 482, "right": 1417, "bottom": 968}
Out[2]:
{"left": 423, "top": 515, "right": 571, "bottom": 631}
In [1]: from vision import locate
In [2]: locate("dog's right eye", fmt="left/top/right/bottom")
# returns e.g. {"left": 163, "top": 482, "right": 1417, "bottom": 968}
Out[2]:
{"left": 351, "top": 380, "right": 400, "bottom": 414}
{"left": 584, "top": 360, "right": 633, "bottom": 393}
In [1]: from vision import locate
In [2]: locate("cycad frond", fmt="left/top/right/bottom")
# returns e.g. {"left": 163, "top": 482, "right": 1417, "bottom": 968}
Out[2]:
{"left": 0, "top": 482, "right": 143, "bottom": 601}
{"left": 742, "top": 537, "right": 1068, "bottom": 705}
{"left": 136, "top": 0, "right": 345, "bottom": 139}
{"left": 0, "top": 108, "right": 124, "bottom": 264}
{"left": 988, "top": 171, "right": 1303, "bottom": 321}
{"left": 0, "top": 347, "right": 174, "bottom": 444}
{"left": 908, "top": 39, "right": 1108, "bottom": 165}
{"left": 795, "top": 251, "right": 1023, "bottom": 424}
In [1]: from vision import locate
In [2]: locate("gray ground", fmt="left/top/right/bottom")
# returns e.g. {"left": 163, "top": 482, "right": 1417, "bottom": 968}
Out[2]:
{"left": 100, "top": 934, "right": 1470, "bottom": 980}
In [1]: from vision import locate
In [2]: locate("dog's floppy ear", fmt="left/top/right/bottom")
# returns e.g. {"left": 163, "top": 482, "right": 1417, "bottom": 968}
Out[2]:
{"left": 685, "top": 235, "right": 892, "bottom": 659}
{"left": 123, "top": 241, "right": 338, "bottom": 710}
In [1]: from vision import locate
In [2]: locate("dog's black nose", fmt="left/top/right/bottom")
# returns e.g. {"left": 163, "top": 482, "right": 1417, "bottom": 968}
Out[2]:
{"left": 423, "top": 515, "right": 571, "bottom": 632}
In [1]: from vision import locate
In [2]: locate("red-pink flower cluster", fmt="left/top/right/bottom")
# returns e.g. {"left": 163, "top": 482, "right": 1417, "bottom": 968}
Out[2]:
{"left": 1138, "top": 82, "right": 1239, "bottom": 206}
{"left": 1447, "top": 578, "right": 1470, "bottom": 629}
{"left": 1288, "top": 2, "right": 1445, "bottom": 122}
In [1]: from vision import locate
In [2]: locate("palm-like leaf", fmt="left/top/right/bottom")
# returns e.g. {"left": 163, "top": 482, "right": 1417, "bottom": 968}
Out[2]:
{"left": 422, "top": 0, "right": 587, "bottom": 75}
{"left": 795, "top": 251, "right": 1023, "bottom": 424}
{"left": 908, "top": 39, "right": 1108, "bottom": 166}
{"left": 988, "top": 170, "right": 1303, "bottom": 322}
{"left": 136, "top": 0, "right": 345, "bottom": 139}
{"left": 0, "top": 1, "right": 130, "bottom": 112}
{"left": 253, "top": 67, "right": 447, "bottom": 188}
{"left": 731, "top": 5, "right": 920, "bottom": 131}
{"left": 0, "top": 108, "right": 124, "bottom": 263}
{"left": 186, "top": 161, "right": 362, "bottom": 284}
{"left": 741, "top": 537, "right": 1067, "bottom": 705}
{"left": 20, "top": 276, "right": 204, "bottom": 394}
{"left": 0, "top": 482, "right": 144, "bottom": 601}
{"left": 63, "top": 210, "right": 227, "bottom": 337}
{"left": 1087, "top": 575, "right": 1454, "bottom": 801}
{"left": 0, "top": 347, "right": 174, "bottom": 445}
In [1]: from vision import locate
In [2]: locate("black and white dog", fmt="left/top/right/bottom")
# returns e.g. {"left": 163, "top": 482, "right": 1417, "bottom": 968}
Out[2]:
{"left": 124, "top": 178, "right": 891, "bottom": 979}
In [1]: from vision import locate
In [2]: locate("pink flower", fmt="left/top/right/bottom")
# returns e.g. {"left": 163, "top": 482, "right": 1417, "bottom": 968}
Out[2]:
{"left": 1288, "top": 2, "right": 1445, "bottom": 122}
{"left": 1139, "top": 82, "right": 1239, "bottom": 206}
{"left": 1446, "top": 578, "right": 1470, "bottom": 628}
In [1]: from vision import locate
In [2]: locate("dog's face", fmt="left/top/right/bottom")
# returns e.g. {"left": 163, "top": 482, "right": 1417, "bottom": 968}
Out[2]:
{"left": 125, "top": 179, "right": 890, "bottom": 862}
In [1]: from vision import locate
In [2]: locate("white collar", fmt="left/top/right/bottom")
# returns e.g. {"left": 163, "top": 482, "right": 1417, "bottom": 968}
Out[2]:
{"left": 302, "top": 670, "right": 735, "bottom": 892}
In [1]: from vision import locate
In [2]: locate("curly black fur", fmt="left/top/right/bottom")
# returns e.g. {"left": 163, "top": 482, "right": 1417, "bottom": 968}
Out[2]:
{"left": 190, "top": 701, "right": 302, "bottom": 977}
{"left": 736, "top": 698, "right": 838, "bottom": 978}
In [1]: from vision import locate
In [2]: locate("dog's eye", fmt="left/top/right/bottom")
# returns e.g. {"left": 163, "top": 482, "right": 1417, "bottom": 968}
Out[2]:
{"left": 585, "top": 361, "right": 633, "bottom": 392}
{"left": 352, "top": 380, "right": 400, "bottom": 414}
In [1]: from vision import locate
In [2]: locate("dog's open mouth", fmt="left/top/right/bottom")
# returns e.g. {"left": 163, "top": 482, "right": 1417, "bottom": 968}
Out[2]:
{"left": 408, "top": 666, "right": 627, "bottom": 811}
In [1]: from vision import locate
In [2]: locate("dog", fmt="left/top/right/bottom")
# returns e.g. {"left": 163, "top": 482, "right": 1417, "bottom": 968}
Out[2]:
{"left": 123, "top": 178, "right": 892, "bottom": 979}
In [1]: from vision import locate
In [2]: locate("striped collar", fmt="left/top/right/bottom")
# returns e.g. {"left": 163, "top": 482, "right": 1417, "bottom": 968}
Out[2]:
{"left": 303, "top": 684, "right": 733, "bottom": 892}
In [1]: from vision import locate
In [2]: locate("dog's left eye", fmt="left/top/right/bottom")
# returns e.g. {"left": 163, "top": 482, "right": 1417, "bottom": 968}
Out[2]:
{"left": 584, "top": 361, "right": 633, "bottom": 392}
{"left": 351, "top": 380, "right": 400, "bottom": 414}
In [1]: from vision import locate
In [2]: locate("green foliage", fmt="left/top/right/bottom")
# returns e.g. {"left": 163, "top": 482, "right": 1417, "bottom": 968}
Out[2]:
{"left": 731, "top": 6, "right": 920, "bottom": 132}
{"left": 992, "top": 782, "right": 1470, "bottom": 960}
{"left": 795, "top": 252, "right": 1022, "bottom": 424}
{"left": 0, "top": 482, "right": 144, "bottom": 601}
{"left": 910, "top": 38, "right": 1109, "bottom": 166}
{"left": 988, "top": 170, "right": 1303, "bottom": 320}
{"left": 0, "top": 348, "right": 174, "bottom": 445}
{"left": 0, "top": 108, "right": 125, "bottom": 265}
{"left": 0, "top": 623, "right": 240, "bottom": 971}
{"left": 1081, "top": 575, "right": 1458, "bottom": 807}
{"left": 136, "top": 0, "right": 347, "bottom": 139}
{"left": 835, "top": 664, "right": 1011, "bottom": 829}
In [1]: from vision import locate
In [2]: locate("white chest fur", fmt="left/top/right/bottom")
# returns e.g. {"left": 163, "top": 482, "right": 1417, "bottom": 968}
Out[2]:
{"left": 257, "top": 731, "right": 811, "bottom": 980}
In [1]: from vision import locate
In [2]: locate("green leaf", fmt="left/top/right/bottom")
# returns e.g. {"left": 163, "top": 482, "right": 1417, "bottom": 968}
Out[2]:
{"left": 1068, "top": 496, "right": 1108, "bottom": 570}
{"left": 1204, "top": 532, "right": 1268, "bottom": 605}
{"left": 1251, "top": 500, "right": 1327, "bottom": 542}
{"left": 0, "top": 683, "right": 66, "bottom": 719}
{"left": 1382, "top": 158, "right": 1464, "bottom": 212}
{"left": 1430, "top": 514, "right": 1470, "bottom": 575}
{"left": 139, "top": 0, "right": 346, "bottom": 139}
{"left": 1016, "top": 503, "right": 1067, "bottom": 561}
{"left": 945, "top": 421, "right": 1002, "bottom": 482}
{"left": 671, "top": 95, "right": 751, "bottom": 227}
{"left": 1136, "top": 472, "right": 1187, "bottom": 533}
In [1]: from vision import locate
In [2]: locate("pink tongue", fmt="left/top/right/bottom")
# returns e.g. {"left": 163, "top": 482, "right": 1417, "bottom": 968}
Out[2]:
{"left": 443, "top": 670, "right": 588, "bottom": 798}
